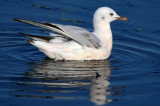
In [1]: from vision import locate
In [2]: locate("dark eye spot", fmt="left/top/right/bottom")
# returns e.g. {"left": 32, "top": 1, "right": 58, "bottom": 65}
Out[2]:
{"left": 110, "top": 13, "right": 113, "bottom": 16}
{"left": 101, "top": 16, "right": 105, "bottom": 20}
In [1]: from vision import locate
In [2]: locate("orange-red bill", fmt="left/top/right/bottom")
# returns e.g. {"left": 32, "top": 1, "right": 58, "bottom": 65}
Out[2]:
{"left": 117, "top": 16, "right": 129, "bottom": 21}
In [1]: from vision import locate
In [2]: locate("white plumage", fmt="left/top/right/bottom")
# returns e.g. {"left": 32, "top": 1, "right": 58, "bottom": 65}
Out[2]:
{"left": 14, "top": 7, "right": 129, "bottom": 60}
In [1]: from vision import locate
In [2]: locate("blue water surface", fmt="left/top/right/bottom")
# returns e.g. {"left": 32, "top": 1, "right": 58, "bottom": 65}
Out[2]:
{"left": 0, "top": 0, "right": 160, "bottom": 106}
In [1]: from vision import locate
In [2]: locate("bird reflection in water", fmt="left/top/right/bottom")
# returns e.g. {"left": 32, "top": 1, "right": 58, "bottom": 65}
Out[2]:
{"left": 15, "top": 59, "right": 113, "bottom": 105}
{"left": 89, "top": 64, "right": 112, "bottom": 105}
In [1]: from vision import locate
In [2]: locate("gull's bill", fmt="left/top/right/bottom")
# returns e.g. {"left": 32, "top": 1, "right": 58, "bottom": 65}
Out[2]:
{"left": 117, "top": 16, "right": 129, "bottom": 21}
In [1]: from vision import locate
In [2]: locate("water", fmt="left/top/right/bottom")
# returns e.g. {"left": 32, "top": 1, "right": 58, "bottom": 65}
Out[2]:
{"left": 0, "top": 0, "right": 160, "bottom": 106}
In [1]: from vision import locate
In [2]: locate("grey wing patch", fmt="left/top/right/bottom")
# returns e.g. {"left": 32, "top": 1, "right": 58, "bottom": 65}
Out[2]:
{"left": 13, "top": 18, "right": 101, "bottom": 48}
{"left": 83, "top": 32, "right": 100, "bottom": 48}
{"left": 13, "top": 18, "right": 83, "bottom": 46}
{"left": 57, "top": 25, "right": 101, "bottom": 48}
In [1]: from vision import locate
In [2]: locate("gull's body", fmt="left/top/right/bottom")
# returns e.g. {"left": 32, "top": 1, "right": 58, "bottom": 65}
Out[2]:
{"left": 14, "top": 7, "right": 128, "bottom": 60}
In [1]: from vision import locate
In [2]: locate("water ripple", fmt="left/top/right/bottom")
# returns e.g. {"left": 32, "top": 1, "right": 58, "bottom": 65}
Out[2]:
{"left": 7, "top": 59, "right": 118, "bottom": 105}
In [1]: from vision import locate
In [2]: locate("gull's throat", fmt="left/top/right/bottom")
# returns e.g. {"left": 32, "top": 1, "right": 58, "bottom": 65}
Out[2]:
{"left": 93, "top": 23, "right": 113, "bottom": 53}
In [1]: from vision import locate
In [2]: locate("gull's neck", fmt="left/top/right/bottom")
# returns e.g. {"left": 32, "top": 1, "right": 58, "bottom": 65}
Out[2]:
{"left": 93, "top": 21, "right": 113, "bottom": 52}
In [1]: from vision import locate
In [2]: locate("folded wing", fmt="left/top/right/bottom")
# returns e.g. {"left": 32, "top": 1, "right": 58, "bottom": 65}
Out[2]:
{"left": 13, "top": 18, "right": 101, "bottom": 48}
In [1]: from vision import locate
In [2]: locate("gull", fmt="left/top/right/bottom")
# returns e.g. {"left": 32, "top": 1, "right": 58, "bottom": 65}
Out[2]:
{"left": 13, "top": 7, "right": 129, "bottom": 60}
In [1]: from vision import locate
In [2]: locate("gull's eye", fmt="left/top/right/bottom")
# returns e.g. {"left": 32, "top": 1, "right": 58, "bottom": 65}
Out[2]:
{"left": 110, "top": 13, "right": 113, "bottom": 16}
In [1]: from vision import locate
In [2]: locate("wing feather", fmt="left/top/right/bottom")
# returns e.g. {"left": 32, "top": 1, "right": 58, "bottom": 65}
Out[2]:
{"left": 19, "top": 33, "right": 53, "bottom": 42}
{"left": 13, "top": 18, "right": 101, "bottom": 48}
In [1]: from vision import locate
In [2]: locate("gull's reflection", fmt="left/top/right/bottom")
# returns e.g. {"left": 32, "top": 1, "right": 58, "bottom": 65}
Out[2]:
{"left": 19, "top": 59, "right": 112, "bottom": 105}
{"left": 89, "top": 64, "right": 112, "bottom": 105}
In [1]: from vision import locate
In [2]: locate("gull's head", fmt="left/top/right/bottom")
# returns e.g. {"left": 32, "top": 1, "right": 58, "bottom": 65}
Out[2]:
{"left": 93, "top": 7, "right": 129, "bottom": 24}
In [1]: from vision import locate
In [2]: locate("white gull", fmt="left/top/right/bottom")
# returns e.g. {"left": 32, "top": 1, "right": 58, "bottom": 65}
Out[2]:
{"left": 13, "top": 7, "right": 129, "bottom": 60}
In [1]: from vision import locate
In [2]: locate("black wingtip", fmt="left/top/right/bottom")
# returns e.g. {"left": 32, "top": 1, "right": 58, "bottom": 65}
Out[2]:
{"left": 26, "top": 39, "right": 34, "bottom": 43}
{"left": 18, "top": 32, "right": 32, "bottom": 38}
{"left": 19, "top": 32, "right": 28, "bottom": 36}
{"left": 13, "top": 18, "right": 20, "bottom": 21}
{"left": 13, "top": 18, "right": 25, "bottom": 23}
